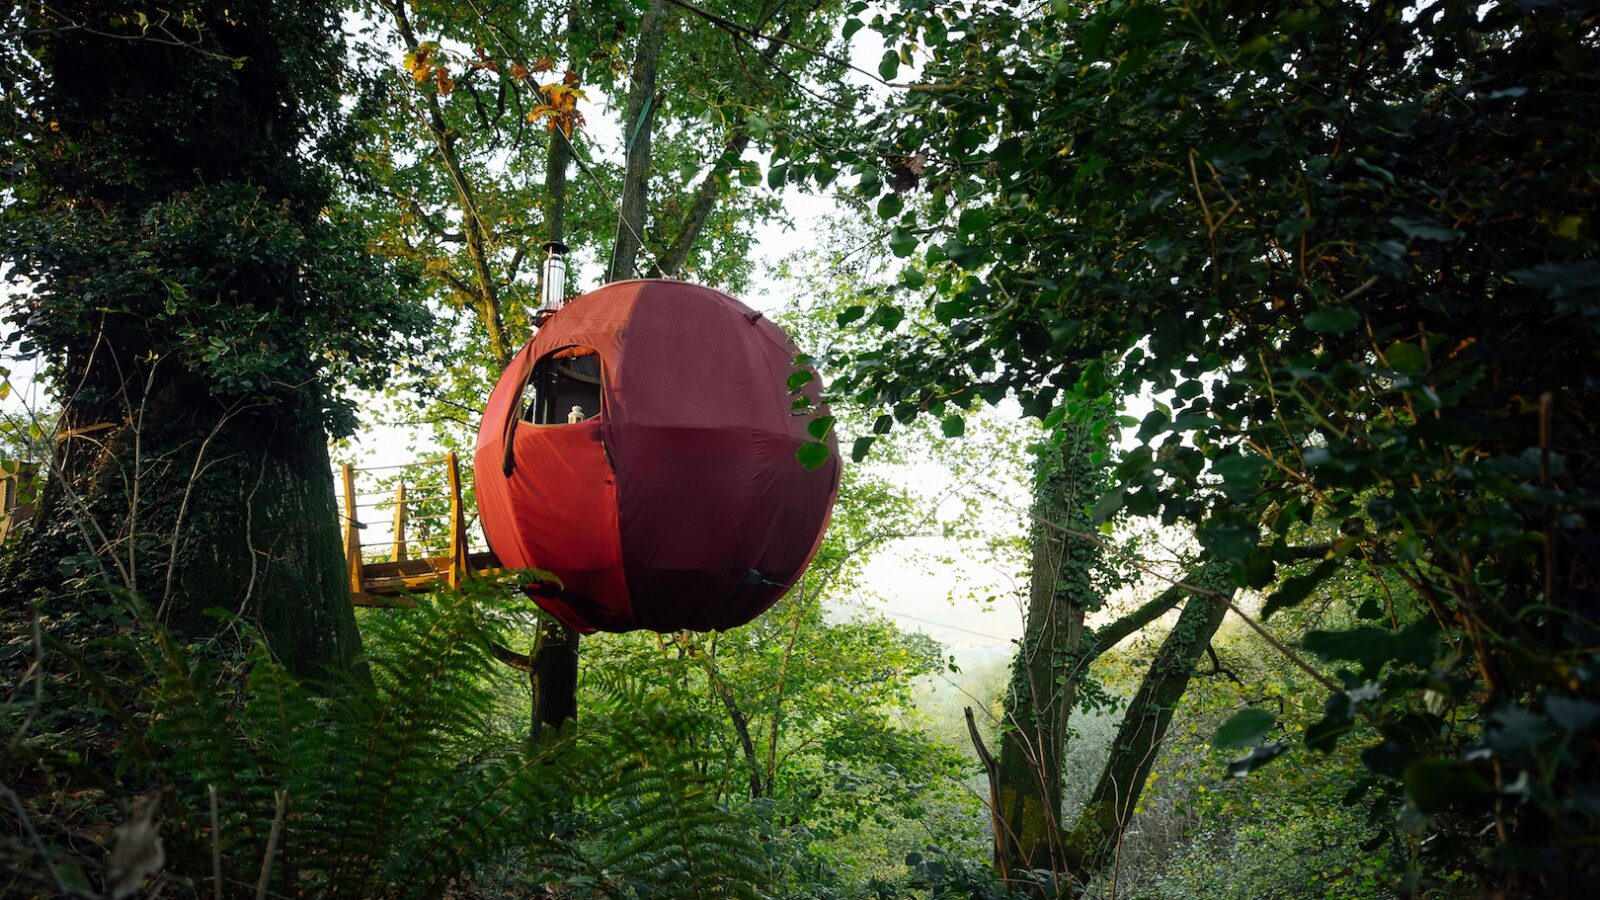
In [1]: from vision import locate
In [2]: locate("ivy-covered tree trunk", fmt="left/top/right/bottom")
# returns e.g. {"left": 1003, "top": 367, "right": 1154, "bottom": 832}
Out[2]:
{"left": 1064, "top": 559, "right": 1235, "bottom": 877}
{"left": 0, "top": 1, "right": 418, "bottom": 678}
{"left": 994, "top": 423, "right": 1103, "bottom": 874}
{"left": 989, "top": 407, "right": 1239, "bottom": 889}
{"left": 24, "top": 377, "right": 364, "bottom": 678}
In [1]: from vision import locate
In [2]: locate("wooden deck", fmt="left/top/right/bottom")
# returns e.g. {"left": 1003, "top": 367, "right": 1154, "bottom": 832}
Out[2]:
{"left": 339, "top": 452, "right": 503, "bottom": 606}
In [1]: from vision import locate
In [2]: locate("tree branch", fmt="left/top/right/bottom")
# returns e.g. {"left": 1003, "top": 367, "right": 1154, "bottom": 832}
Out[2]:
{"left": 1088, "top": 578, "right": 1192, "bottom": 655}
{"left": 660, "top": 0, "right": 967, "bottom": 92}
{"left": 399, "top": 196, "right": 464, "bottom": 244}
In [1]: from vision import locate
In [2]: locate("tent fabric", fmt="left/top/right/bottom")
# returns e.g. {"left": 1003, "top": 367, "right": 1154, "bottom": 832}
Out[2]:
{"left": 474, "top": 279, "right": 840, "bottom": 634}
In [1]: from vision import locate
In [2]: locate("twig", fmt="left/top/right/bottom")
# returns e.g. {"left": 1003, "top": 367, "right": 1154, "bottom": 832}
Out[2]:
{"left": 209, "top": 785, "right": 222, "bottom": 900}
{"left": 254, "top": 790, "right": 288, "bottom": 900}
{"left": 660, "top": 0, "right": 967, "bottom": 92}
{"left": 963, "top": 707, "right": 1012, "bottom": 884}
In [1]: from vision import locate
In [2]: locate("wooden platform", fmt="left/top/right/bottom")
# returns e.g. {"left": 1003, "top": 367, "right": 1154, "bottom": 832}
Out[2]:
{"left": 340, "top": 452, "right": 503, "bottom": 606}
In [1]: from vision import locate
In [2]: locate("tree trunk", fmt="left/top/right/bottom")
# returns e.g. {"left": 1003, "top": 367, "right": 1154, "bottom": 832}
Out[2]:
{"left": 21, "top": 381, "right": 365, "bottom": 679}
{"left": 994, "top": 423, "right": 1102, "bottom": 874}
{"left": 527, "top": 615, "right": 579, "bottom": 741}
{"left": 0, "top": 2, "right": 370, "bottom": 680}
{"left": 607, "top": 0, "right": 670, "bottom": 283}
{"left": 521, "top": 2, "right": 583, "bottom": 743}
{"left": 1063, "top": 558, "right": 1235, "bottom": 878}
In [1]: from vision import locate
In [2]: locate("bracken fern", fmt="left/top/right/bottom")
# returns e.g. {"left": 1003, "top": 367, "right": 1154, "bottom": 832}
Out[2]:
{"left": 78, "top": 587, "right": 771, "bottom": 898}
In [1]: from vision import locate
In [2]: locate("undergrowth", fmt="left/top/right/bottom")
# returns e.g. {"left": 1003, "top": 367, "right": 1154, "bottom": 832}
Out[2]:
{"left": 2, "top": 586, "right": 769, "bottom": 898}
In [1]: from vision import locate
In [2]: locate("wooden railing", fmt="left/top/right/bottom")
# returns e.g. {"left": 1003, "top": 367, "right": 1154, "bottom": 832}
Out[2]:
{"left": 339, "top": 451, "right": 500, "bottom": 606}
{"left": 0, "top": 461, "right": 37, "bottom": 545}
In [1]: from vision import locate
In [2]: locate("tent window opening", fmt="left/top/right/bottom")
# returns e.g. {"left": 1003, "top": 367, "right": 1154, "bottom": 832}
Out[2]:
{"left": 521, "top": 347, "right": 603, "bottom": 425}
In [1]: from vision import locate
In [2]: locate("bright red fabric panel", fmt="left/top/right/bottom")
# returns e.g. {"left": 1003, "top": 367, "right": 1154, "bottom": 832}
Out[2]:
{"left": 474, "top": 280, "right": 839, "bottom": 633}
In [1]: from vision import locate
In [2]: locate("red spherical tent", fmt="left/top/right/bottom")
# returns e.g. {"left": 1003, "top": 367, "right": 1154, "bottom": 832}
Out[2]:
{"left": 473, "top": 279, "right": 840, "bottom": 634}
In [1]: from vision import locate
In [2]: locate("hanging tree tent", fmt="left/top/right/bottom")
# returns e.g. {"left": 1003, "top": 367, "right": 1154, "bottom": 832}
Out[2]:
{"left": 472, "top": 278, "right": 840, "bottom": 634}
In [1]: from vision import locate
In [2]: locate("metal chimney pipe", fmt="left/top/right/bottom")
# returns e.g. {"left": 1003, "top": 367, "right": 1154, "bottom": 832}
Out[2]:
{"left": 538, "top": 240, "right": 569, "bottom": 318}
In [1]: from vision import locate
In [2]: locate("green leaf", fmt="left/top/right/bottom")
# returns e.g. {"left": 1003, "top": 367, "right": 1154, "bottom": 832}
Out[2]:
{"left": 851, "top": 435, "right": 875, "bottom": 462}
{"left": 1508, "top": 260, "right": 1600, "bottom": 290}
{"left": 1214, "top": 708, "right": 1276, "bottom": 750}
{"left": 1197, "top": 521, "right": 1259, "bottom": 561}
{"left": 807, "top": 415, "right": 836, "bottom": 440}
{"left": 797, "top": 441, "right": 831, "bottom": 470}
{"left": 1227, "top": 743, "right": 1288, "bottom": 777}
{"left": 1304, "top": 307, "right": 1361, "bottom": 333}
{"left": 745, "top": 113, "right": 770, "bottom": 139}
{"left": 1404, "top": 759, "right": 1492, "bottom": 814}
{"left": 786, "top": 370, "right": 815, "bottom": 390}
{"left": 1089, "top": 486, "right": 1126, "bottom": 525}
{"left": 1383, "top": 341, "right": 1426, "bottom": 373}
{"left": 889, "top": 227, "right": 918, "bottom": 258}
{"left": 1391, "top": 216, "right": 1460, "bottom": 243}
{"left": 1302, "top": 620, "right": 1439, "bottom": 677}
{"left": 940, "top": 415, "right": 965, "bottom": 437}
{"left": 877, "top": 192, "right": 903, "bottom": 220}
{"left": 836, "top": 305, "right": 867, "bottom": 326}
{"left": 842, "top": 18, "right": 864, "bottom": 41}
{"left": 991, "top": 136, "right": 1023, "bottom": 166}
{"left": 1261, "top": 558, "right": 1338, "bottom": 620}
{"left": 957, "top": 208, "right": 991, "bottom": 236}
{"left": 1305, "top": 695, "right": 1356, "bottom": 754}
{"left": 873, "top": 305, "right": 905, "bottom": 330}
{"left": 878, "top": 50, "right": 900, "bottom": 81}
{"left": 942, "top": 237, "right": 984, "bottom": 269}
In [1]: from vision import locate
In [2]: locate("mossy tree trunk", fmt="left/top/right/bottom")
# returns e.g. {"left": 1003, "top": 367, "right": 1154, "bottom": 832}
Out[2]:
{"left": 1062, "top": 559, "right": 1235, "bottom": 878}
{"left": 986, "top": 407, "right": 1238, "bottom": 890}
{"left": 21, "top": 377, "right": 364, "bottom": 679}
{"left": 994, "top": 422, "right": 1102, "bottom": 874}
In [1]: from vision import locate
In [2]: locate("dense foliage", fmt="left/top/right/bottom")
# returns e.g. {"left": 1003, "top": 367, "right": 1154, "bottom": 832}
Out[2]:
{"left": 786, "top": 0, "right": 1600, "bottom": 892}
{"left": 1, "top": 0, "right": 426, "bottom": 437}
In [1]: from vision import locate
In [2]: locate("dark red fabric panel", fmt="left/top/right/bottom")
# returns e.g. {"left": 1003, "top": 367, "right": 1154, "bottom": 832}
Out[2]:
{"left": 609, "top": 283, "right": 838, "bottom": 632}
{"left": 473, "top": 341, "right": 535, "bottom": 567}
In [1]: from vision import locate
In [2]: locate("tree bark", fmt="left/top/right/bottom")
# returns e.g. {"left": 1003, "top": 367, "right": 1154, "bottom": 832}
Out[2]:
{"left": 527, "top": 615, "right": 579, "bottom": 741}
{"left": 525, "top": 2, "right": 582, "bottom": 742}
{"left": 989, "top": 405, "right": 1239, "bottom": 891}
{"left": 994, "top": 423, "right": 1102, "bottom": 874}
{"left": 607, "top": 0, "right": 670, "bottom": 283}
